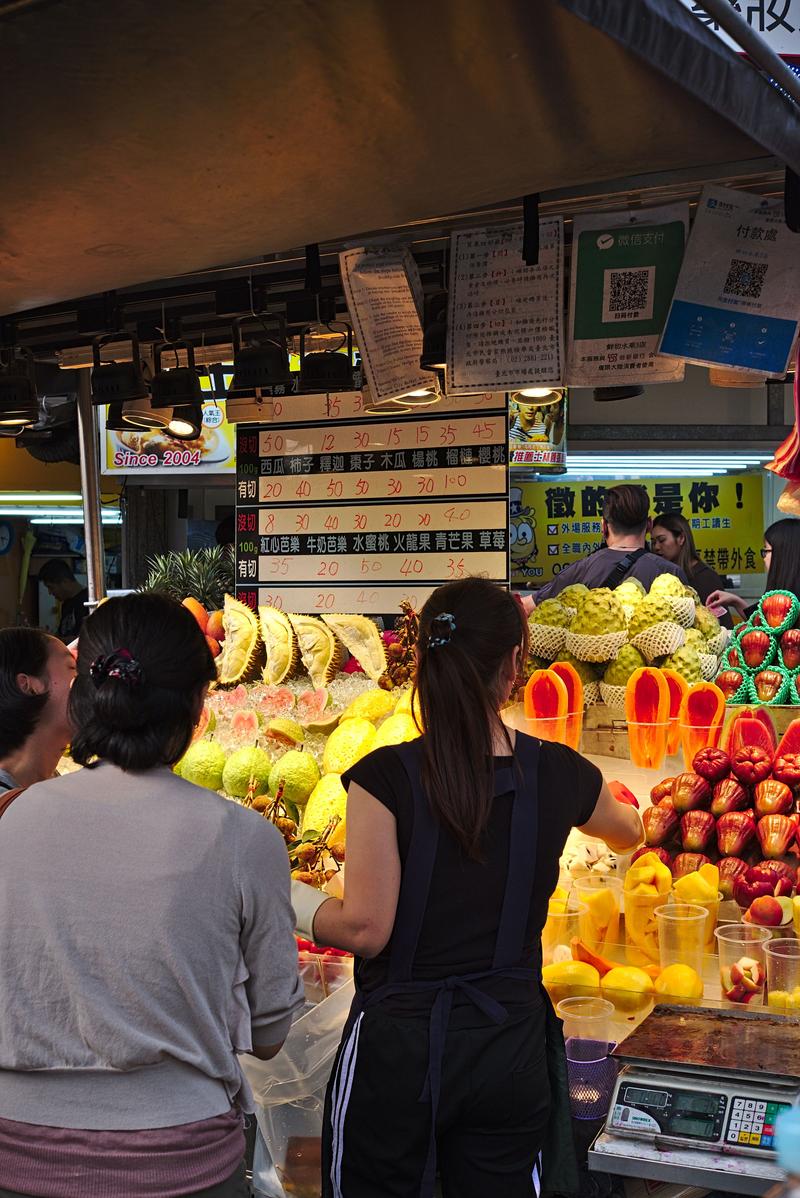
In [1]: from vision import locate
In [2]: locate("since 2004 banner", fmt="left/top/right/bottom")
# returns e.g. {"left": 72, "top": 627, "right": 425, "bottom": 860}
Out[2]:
{"left": 510, "top": 473, "right": 764, "bottom": 586}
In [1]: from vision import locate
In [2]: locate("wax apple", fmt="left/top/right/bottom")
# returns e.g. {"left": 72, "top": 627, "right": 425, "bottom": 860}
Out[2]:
{"left": 672, "top": 852, "right": 712, "bottom": 879}
{"left": 718, "top": 856, "right": 749, "bottom": 900}
{"left": 757, "top": 813, "right": 797, "bottom": 859}
{"left": 680, "top": 810, "right": 716, "bottom": 853}
{"left": 772, "top": 753, "right": 800, "bottom": 790}
{"left": 643, "top": 803, "right": 679, "bottom": 847}
{"left": 650, "top": 778, "right": 674, "bottom": 805}
{"left": 671, "top": 773, "right": 712, "bottom": 814}
{"left": 717, "top": 810, "right": 757, "bottom": 857}
{"left": 711, "top": 778, "right": 749, "bottom": 818}
{"left": 781, "top": 629, "right": 800, "bottom": 670}
{"left": 716, "top": 670, "right": 748, "bottom": 701}
{"left": 740, "top": 629, "right": 772, "bottom": 669}
{"left": 730, "top": 746, "right": 773, "bottom": 786}
{"left": 692, "top": 747, "right": 731, "bottom": 784}
{"left": 754, "top": 779, "right": 793, "bottom": 817}
{"left": 762, "top": 592, "right": 795, "bottom": 629}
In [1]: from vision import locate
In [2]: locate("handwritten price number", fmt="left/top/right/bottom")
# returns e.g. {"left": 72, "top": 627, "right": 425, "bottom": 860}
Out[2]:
{"left": 260, "top": 433, "right": 285, "bottom": 454}
{"left": 472, "top": 421, "right": 496, "bottom": 440}
{"left": 270, "top": 558, "right": 289, "bottom": 577}
{"left": 317, "top": 561, "right": 340, "bottom": 578}
{"left": 324, "top": 515, "right": 339, "bottom": 531}
{"left": 439, "top": 424, "right": 456, "bottom": 446}
{"left": 387, "top": 426, "right": 400, "bottom": 447}
{"left": 444, "top": 505, "right": 470, "bottom": 523}
{"left": 315, "top": 592, "right": 336, "bottom": 610}
{"left": 295, "top": 480, "right": 311, "bottom": 499}
{"left": 444, "top": 474, "right": 467, "bottom": 491}
{"left": 361, "top": 559, "right": 381, "bottom": 575}
{"left": 448, "top": 557, "right": 466, "bottom": 579}
{"left": 384, "top": 512, "right": 401, "bottom": 528}
{"left": 357, "top": 590, "right": 379, "bottom": 605}
{"left": 327, "top": 479, "right": 343, "bottom": 498}
{"left": 355, "top": 430, "right": 370, "bottom": 450}
{"left": 263, "top": 593, "right": 285, "bottom": 610}
{"left": 418, "top": 512, "right": 431, "bottom": 526}
{"left": 326, "top": 396, "right": 341, "bottom": 419}
{"left": 262, "top": 481, "right": 283, "bottom": 499}
{"left": 354, "top": 514, "right": 367, "bottom": 531}
{"left": 388, "top": 478, "right": 403, "bottom": 496}
{"left": 400, "top": 558, "right": 424, "bottom": 577}
{"left": 295, "top": 513, "right": 310, "bottom": 532}
{"left": 355, "top": 478, "right": 370, "bottom": 497}
{"left": 272, "top": 400, "right": 284, "bottom": 420}
{"left": 417, "top": 477, "right": 434, "bottom": 494}
{"left": 262, "top": 513, "right": 275, "bottom": 533}
{"left": 416, "top": 425, "right": 429, "bottom": 445}
{"left": 321, "top": 433, "right": 335, "bottom": 453}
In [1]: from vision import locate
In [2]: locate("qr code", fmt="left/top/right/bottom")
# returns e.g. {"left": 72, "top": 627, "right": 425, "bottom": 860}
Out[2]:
{"left": 723, "top": 258, "right": 768, "bottom": 301}
{"left": 602, "top": 266, "right": 654, "bottom": 323}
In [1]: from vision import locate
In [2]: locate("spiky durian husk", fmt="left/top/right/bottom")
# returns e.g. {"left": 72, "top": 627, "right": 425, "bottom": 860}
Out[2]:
{"left": 216, "top": 594, "right": 264, "bottom": 685}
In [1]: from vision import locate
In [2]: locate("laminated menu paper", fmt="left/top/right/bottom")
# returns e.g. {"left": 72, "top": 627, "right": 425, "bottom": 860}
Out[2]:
{"left": 659, "top": 185, "right": 800, "bottom": 376}
{"left": 447, "top": 218, "right": 564, "bottom": 393}
{"left": 566, "top": 203, "right": 688, "bottom": 387}
{"left": 339, "top": 245, "right": 430, "bottom": 403}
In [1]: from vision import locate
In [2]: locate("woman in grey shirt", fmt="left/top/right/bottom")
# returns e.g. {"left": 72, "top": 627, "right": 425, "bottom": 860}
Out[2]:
{"left": 0, "top": 594, "right": 303, "bottom": 1198}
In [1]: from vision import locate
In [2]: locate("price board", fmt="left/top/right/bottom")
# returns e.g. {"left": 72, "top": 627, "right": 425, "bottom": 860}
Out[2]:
{"left": 236, "top": 404, "right": 509, "bottom": 615}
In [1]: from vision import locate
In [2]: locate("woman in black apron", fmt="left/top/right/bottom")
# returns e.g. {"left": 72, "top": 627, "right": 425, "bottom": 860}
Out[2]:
{"left": 292, "top": 578, "right": 643, "bottom": 1198}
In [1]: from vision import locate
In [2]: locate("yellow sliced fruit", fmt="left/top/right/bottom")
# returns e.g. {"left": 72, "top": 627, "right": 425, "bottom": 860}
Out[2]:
{"left": 321, "top": 614, "right": 387, "bottom": 682}
{"left": 654, "top": 964, "right": 704, "bottom": 1004}
{"left": 259, "top": 606, "right": 300, "bottom": 685}
{"left": 601, "top": 966, "right": 655, "bottom": 1013}
{"left": 217, "top": 595, "right": 263, "bottom": 685}
{"left": 542, "top": 961, "right": 600, "bottom": 1005}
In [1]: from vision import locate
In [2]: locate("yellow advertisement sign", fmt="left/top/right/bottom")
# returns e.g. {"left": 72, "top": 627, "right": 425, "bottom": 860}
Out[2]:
{"left": 510, "top": 473, "right": 764, "bottom": 586}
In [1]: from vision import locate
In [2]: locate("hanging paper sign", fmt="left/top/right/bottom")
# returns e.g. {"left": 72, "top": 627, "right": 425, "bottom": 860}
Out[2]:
{"left": 565, "top": 203, "right": 688, "bottom": 386}
{"left": 447, "top": 218, "right": 564, "bottom": 393}
{"left": 509, "top": 388, "right": 567, "bottom": 472}
{"left": 660, "top": 186, "right": 800, "bottom": 375}
{"left": 339, "top": 245, "right": 430, "bottom": 403}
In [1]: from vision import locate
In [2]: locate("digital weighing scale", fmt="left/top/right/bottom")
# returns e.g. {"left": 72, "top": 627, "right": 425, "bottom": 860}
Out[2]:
{"left": 589, "top": 1005, "right": 800, "bottom": 1195}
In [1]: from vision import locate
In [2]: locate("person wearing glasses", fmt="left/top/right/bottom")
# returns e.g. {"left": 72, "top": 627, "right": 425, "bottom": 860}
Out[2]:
{"left": 706, "top": 519, "right": 800, "bottom": 619}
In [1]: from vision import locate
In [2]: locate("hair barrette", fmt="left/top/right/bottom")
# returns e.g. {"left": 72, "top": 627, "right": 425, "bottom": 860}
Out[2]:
{"left": 90, "top": 649, "right": 145, "bottom": 688}
{"left": 428, "top": 612, "right": 457, "bottom": 649}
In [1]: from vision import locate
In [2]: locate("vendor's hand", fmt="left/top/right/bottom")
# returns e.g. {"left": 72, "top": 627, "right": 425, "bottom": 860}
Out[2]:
{"left": 608, "top": 780, "right": 640, "bottom": 810}
{"left": 291, "top": 879, "right": 333, "bottom": 942}
{"left": 706, "top": 589, "right": 744, "bottom": 613}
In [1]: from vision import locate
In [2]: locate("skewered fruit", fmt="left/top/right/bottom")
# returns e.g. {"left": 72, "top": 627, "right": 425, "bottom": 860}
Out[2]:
{"left": 570, "top": 591, "right": 627, "bottom": 634}
{"left": 217, "top": 595, "right": 263, "bottom": 685}
{"left": 603, "top": 644, "right": 646, "bottom": 686}
{"left": 628, "top": 595, "right": 674, "bottom": 637}
{"left": 660, "top": 645, "right": 703, "bottom": 685}
{"left": 179, "top": 740, "right": 226, "bottom": 792}
{"left": 222, "top": 746, "right": 272, "bottom": 799}
{"left": 268, "top": 750, "right": 320, "bottom": 809}
{"left": 530, "top": 599, "right": 572, "bottom": 628}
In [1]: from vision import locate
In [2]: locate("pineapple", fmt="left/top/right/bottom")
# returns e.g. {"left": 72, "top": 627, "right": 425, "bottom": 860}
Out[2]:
{"left": 144, "top": 546, "right": 234, "bottom": 610}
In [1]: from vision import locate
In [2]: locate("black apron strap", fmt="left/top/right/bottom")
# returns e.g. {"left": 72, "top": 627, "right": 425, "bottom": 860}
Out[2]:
{"left": 598, "top": 546, "right": 647, "bottom": 590}
{"left": 492, "top": 733, "right": 540, "bottom": 970}
{"left": 389, "top": 740, "right": 440, "bottom": 983}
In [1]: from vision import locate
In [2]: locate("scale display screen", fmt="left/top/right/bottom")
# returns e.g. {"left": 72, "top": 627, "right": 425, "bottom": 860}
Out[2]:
{"left": 624, "top": 1087, "right": 668, "bottom": 1108}
{"left": 675, "top": 1093, "right": 719, "bottom": 1116}
{"left": 670, "top": 1115, "right": 717, "bottom": 1139}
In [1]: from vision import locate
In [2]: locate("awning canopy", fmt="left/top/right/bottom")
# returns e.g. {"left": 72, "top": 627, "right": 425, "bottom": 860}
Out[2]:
{"left": 2, "top": 0, "right": 799, "bottom": 317}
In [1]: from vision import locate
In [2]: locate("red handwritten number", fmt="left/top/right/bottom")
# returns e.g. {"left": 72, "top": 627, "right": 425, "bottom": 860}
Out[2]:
{"left": 262, "top": 482, "right": 283, "bottom": 499}
{"left": 324, "top": 515, "right": 339, "bottom": 531}
{"left": 448, "top": 558, "right": 465, "bottom": 579}
{"left": 400, "top": 558, "right": 423, "bottom": 577}
{"left": 296, "top": 513, "right": 310, "bottom": 531}
{"left": 384, "top": 512, "right": 401, "bottom": 528}
{"left": 315, "top": 592, "right": 335, "bottom": 609}
{"left": 262, "top": 513, "right": 275, "bottom": 532}
{"left": 387, "top": 426, "right": 400, "bottom": 446}
{"left": 388, "top": 478, "right": 403, "bottom": 496}
{"left": 296, "top": 480, "right": 311, "bottom": 499}
{"left": 417, "top": 477, "right": 434, "bottom": 495}
{"left": 354, "top": 514, "right": 367, "bottom": 531}
{"left": 418, "top": 512, "right": 431, "bottom": 527}
{"left": 355, "top": 430, "right": 369, "bottom": 449}
{"left": 322, "top": 433, "right": 335, "bottom": 452}
{"left": 416, "top": 425, "right": 429, "bottom": 445}
{"left": 327, "top": 479, "right": 343, "bottom": 498}
{"left": 317, "top": 561, "right": 340, "bottom": 578}
{"left": 270, "top": 559, "right": 289, "bottom": 576}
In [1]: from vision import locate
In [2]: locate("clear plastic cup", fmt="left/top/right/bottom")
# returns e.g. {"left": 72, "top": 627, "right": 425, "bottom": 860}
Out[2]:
{"left": 624, "top": 891, "right": 663, "bottom": 965}
{"left": 525, "top": 710, "right": 583, "bottom": 750}
{"left": 573, "top": 876, "right": 622, "bottom": 956}
{"left": 542, "top": 901, "right": 586, "bottom": 967}
{"left": 765, "top": 938, "right": 800, "bottom": 1013}
{"left": 715, "top": 924, "right": 770, "bottom": 1006}
{"left": 557, "top": 996, "right": 614, "bottom": 1055}
{"left": 679, "top": 722, "right": 723, "bottom": 771}
{"left": 627, "top": 721, "right": 670, "bottom": 771}
{"left": 655, "top": 902, "right": 707, "bottom": 975}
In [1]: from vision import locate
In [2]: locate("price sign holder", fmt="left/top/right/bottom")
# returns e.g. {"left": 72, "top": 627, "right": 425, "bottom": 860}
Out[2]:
{"left": 235, "top": 400, "right": 510, "bottom": 615}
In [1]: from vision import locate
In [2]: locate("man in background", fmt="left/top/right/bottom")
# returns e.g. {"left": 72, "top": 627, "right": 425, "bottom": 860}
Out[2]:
{"left": 523, "top": 484, "right": 687, "bottom": 611}
{"left": 38, "top": 559, "right": 89, "bottom": 642}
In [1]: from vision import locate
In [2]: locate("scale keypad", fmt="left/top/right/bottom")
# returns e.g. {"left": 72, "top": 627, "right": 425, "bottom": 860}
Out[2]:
{"left": 726, "top": 1098, "right": 789, "bottom": 1149}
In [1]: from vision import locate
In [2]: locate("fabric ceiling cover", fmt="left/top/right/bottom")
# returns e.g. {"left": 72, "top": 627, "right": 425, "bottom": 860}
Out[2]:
{"left": 1, "top": 0, "right": 798, "bottom": 316}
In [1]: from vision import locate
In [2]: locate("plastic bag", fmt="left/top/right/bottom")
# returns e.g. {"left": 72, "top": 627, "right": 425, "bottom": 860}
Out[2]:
{"left": 242, "top": 977, "right": 355, "bottom": 1198}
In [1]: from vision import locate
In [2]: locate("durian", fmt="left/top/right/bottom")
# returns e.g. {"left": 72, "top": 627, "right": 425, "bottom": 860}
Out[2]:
{"left": 289, "top": 614, "right": 344, "bottom": 688}
{"left": 216, "top": 595, "right": 263, "bottom": 685}
{"left": 259, "top": 607, "right": 300, "bottom": 685}
{"left": 322, "top": 614, "right": 387, "bottom": 682}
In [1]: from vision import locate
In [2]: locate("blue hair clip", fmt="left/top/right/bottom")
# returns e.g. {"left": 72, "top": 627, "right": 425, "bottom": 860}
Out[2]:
{"left": 428, "top": 612, "right": 457, "bottom": 649}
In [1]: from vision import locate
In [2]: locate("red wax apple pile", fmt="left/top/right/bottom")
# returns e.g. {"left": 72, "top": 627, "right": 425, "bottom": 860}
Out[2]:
{"left": 638, "top": 710, "right": 800, "bottom": 905}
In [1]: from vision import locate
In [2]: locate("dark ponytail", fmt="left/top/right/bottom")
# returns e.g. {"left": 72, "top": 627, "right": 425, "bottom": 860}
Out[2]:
{"left": 414, "top": 578, "right": 527, "bottom": 859}
{"left": 70, "top": 593, "right": 216, "bottom": 771}
{"left": 765, "top": 519, "right": 800, "bottom": 598}
{"left": 0, "top": 627, "right": 53, "bottom": 756}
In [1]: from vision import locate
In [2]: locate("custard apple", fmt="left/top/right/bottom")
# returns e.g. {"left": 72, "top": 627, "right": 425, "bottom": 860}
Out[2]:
{"left": 558, "top": 583, "right": 590, "bottom": 610}
{"left": 616, "top": 578, "right": 646, "bottom": 607}
{"left": 683, "top": 628, "right": 705, "bottom": 652}
{"left": 628, "top": 595, "right": 675, "bottom": 638}
{"left": 603, "top": 644, "right": 647, "bottom": 686}
{"left": 661, "top": 644, "right": 703, "bottom": 685}
{"left": 649, "top": 573, "right": 687, "bottom": 599}
{"left": 570, "top": 591, "right": 627, "bottom": 635}
{"left": 684, "top": 585, "right": 701, "bottom": 603}
{"left": 693, "top": 605, "right": 721, "bottom": 641}
{"left": 554, "top": 650, "right": 602, "bottom": 686}
{"left": 530, "top": 598, "right": 572, "bottom": 629}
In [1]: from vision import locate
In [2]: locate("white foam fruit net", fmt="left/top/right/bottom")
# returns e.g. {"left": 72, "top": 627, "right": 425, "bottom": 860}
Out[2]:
{"left": 599, "top": 682, "right": 627, "bottom": 714}
{"left": 668, "top": 596, "right": 696, "bottom": 628}
{"left": 706, "top": 628, "right": 729, "bottom": 658}
{"left": 583, "top": 680, "right": 601, "bottom": 707}
{"left": 566, "top": 629, "right": 629, "bottom": 663}
{"left": 528, "top": 623, "right": 568, "bottom": 660}
{"left": 630, "top": 621, "right": 685, "bottom": 662}
{"left": 699, "top": 652, "right": 719, "bottom": 681}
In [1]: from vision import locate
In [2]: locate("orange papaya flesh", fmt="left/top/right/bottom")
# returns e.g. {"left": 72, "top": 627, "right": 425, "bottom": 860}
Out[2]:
{"left": 625, "top": 667, "right": 670, "bottom": 770}
{"left": 662, "top": 668, "right": 689, "bottom": 756}
{"left": 679, "top": 682, "right": 726, "bottom": 767}
{"left": 524, "top": 669, "right": 568, "bottom": 743}
{"left": 570, "top": 937, "right": 618, "bottom": 977}
{"left": 549, "top": 662, "right": 584, "bottom": 751}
